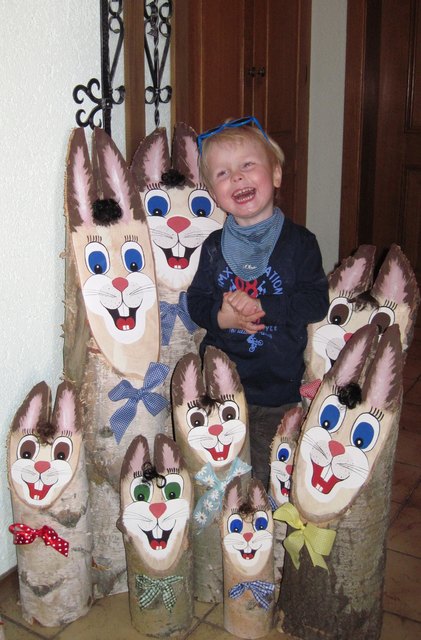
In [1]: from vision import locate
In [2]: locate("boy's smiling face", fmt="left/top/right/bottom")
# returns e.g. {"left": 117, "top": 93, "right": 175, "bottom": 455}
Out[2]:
{"left": 206, "top": 137, "right": 282, "bottom": 227}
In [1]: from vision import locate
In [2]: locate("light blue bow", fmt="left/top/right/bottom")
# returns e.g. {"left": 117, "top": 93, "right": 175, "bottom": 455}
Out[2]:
{"left": 160, "top": 291, "right": 198, "bottom": 346}
{"left": 229, "top": 580, "right": 275, "bottom": 610}
{"left": 193, "top": 457, "right": 252, "bottom": 530}
{"left": 108, "top": 362, "right": 169, "bottom": 444}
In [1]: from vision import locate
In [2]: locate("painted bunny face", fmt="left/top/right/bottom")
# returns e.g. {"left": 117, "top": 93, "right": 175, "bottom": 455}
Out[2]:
{"left": 119, "top": 434, "right": 192, "bottom": 572}
{"left": 305, "top": 245, "right": 419, "bottom": 387}
{"left": 66, "top": 127, "right": 159, "bottom": 379}
{"left": 8, "top": 382, "right": 81, "bottom": 508}
{"left": 295, "top": 324, "right": 403, "bottom": 523}
{"left": 131, "top": 123, "right": 225, "bottom": 292}
{"left": 172, "top": 347, "right": 248, "bottom": 469}
{"left": 222, "top": 478, "right": 273, "bottom": 576}
{"left": 269, "top": 406, "right": 303, "bottom": 506}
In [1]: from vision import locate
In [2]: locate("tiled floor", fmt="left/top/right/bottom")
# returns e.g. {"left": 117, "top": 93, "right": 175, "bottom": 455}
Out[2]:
{"left": 1, "top": 327, "right": 420, "bottom": 640}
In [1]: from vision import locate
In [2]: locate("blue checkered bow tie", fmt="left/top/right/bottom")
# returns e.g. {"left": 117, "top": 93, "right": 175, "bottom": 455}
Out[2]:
{"left": 229, "top": 580, "right": 275, "bottom": 610}
{"left": 108, "top": 362, "right": 169, "bottom": 444}
{"left": 160, "top": 291, "right": 198, "bottom": 346}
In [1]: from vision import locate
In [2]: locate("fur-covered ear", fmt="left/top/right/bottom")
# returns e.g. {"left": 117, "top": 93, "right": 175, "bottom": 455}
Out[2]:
{"left": 66, "top": 128, "right": 97, "bottom": 230}
{"left": 326, "top": 323, "right": 378, "bottom": 389}
{"left": 154, "top": 434, "right": 184, "bottom": 474}
{"left": 130, "top": 128, "right": 171, "bottom": 190}
{"left": 172, "top": 352, "right": 205, "bottom": 406}
{"left": 120, "top": 434, "right": 151, "bottom": 481}
{"left": 372, "top": 244, "right": 419, "bottom": 308}
{"left": 223, "top": 477, "right": 243, "bottom": 512}
{"left": 249, "top": 478, "right": 270, "bottom": 512}
{"left": 203, "top": 346, "right": 243, "bottom": 398}
{"left": 171, "top": 122, "right": 200, "bottom": 187}
{"left": 362, "top": 324, "right": 403, "bottom": 411}
{"left": 51, "top": 382, "right": 79, "bottom": 435}
{"left": 10, "top": 382, "right": 50, "bottom": 436}
{"left": 329, "top": 245, "right": 376, "bottom": 296}
{"left": 274, "top": 406, "right": 304, "bottom": 440}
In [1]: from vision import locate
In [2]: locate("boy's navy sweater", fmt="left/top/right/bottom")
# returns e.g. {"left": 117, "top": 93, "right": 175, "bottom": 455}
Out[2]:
{"left": 187, "top": 216, "right": 329, "bottom": 407}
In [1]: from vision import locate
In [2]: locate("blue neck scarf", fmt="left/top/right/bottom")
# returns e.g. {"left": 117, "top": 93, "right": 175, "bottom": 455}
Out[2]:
{"left": 221, "top": 207, "right": 284, "bottom": 281}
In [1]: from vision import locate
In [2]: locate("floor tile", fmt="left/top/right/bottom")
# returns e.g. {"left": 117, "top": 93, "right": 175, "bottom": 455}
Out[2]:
{"left": 391, "top": 462, "right": 421, "bottom": 503}
{"left": 380, "top": 612, "right": 421, "bottom": 640}
{"left": 0, "top": 618, "right": 46, "bottom": 640}
{"left": 400, "top": 404, "right": 421, "bottom": 434}
{"left": 202, "top": 602, "right": 223, "bottom": 627}
{"left": 383, "top": 551, "right": 421, "bottom": 622}
{"left": 405, "top": 379, "right": 421, "bottom": 405}
{"left": 408, "top": 481, "right": 421, "bottom": 509}
{"left": 193, "top": 599, "right": 216, "bottom": 620}
{"left": 402, "top": 357, "right": 421, "bottom": 381}
{"left": 395, "top": 429, "right": 421, "bottom": 468}
{"left": 387, "top": 505, "right": 421, "bottom": 557}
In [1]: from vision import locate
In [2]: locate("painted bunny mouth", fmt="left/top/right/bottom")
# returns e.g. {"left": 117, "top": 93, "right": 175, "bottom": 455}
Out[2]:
{"left": 205, "top": 441, "right": 231, "bottom": 462}
{"left": 311, "top": 462, "right": 342, "bottom": 494}
{"left": 108, "top": 305, "right": 138, "bottom": 331}
{"left": 277, "top": 477, "right": 291, "bottom": 497}
{"left": 161, "top": 243, "right": 197, "bottom": 270}
{"left": 240, "top": 548, "right": 256, "bottom": 560}
{"left": 25, "top": 479, "right": 54, "bottom": 501}
{"left": 144, "top": 525, "right": 173, "bottom": 550}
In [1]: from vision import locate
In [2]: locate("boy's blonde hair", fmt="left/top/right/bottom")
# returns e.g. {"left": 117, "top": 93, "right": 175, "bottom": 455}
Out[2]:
{"left": 198, "top": 120, "right": 285, "bottom": 192}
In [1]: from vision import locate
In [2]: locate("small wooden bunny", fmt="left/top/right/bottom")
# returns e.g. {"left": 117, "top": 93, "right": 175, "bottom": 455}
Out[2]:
{"left": 118, "top": 434, "right": 193, "bottom": 637}
{"left": 7, "top": 381, "right": 92, "bottom": 626}
{"left": 278, "top": 323, "right": 404, "bottom": 639}
{"left": 172, "top": 346, "right": 251, "bottom": 602}
{"left": 221, "top": 477, "right": 275, "bottom": 639}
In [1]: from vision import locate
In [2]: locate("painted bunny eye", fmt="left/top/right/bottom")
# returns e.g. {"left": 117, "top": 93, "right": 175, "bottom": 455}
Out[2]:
{"left": 219, "top": 400, "right": 239, "bottom": 423}
{"left": 319, "top": 394, "right": 347, "bottom": 433}
{"left": 368, "top": 306, "right": 395, "bottom": 335}
{"left": 328, "top": 297, "right": 353, "bottom": 326}
{"left": 52, "top": 436, "right": 73, "bottom": 461}
{"left": 162, "top": 474, "right": 183, "bottom": 501}
{"left": 121, "top": 241, "right": 145, "bottom": 272}
{"left": 144, "top": 189, "right": 170, "bottom": 217}
{"left": 228, "top": 514, "right": 243, "bottom": 534}
{"left": 17, "top": 435, "right": 40, "bottom": 460}
{"left": 350, "top": 413, "right": 380, "bottom": 452}
{"left": 187, "top": 406, "right": 208, "bottom": 429}
{"left": 85, "top": 241, "right": 110, "bottom": 275}
{"left": 130, "top": 478, "right": 152, "bottom": 502}
{"left": 277, "top": 443, "right": 292, "bottom": 463}
{"left": 254, "top": 511, "right": 269, "bottom": 531}
{"left": 188, "top": 189, "right": 215, "bottom": 218}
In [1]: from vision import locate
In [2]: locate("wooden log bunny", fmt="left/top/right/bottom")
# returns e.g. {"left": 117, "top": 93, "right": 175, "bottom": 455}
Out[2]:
{"left": 64, "top": 127, "right": 165, "bottom": 597}
{"left": 7, "top": 381, "right": 92, "bottom": 626}
{"left": 130, "top": 123, "right": 225, "bottom": 424}
{"left": 221, "top": 477, "right": 276, "bottom": 638}
{"left": 301, "top": 243, "right": 419, "bottom": 401}
{"left": 118, "top": 434, "right": 193, "bottom": 637}
{"left": 277, "top": 323, "right": 405, "bottom": 639}
{"left": 172, "top": 346, "right": 251, "bottom": 602}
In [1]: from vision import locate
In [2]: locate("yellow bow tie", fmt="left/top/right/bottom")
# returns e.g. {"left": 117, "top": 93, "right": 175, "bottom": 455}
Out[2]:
{"left": 273, "top": 502, "right": 336, "bottom": 571}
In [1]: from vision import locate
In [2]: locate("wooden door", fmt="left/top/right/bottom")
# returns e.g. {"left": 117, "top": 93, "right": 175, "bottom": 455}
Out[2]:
{"left": 340, "top": 0, "right": 421, "bottom": 291}
{"left": 173, "top": 0, "right": 311, "bottom": 224}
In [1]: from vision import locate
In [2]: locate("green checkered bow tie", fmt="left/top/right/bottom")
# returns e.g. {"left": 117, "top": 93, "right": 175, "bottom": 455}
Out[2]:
{"left": 135, "top": 574, "right": 183, "bottom": 612}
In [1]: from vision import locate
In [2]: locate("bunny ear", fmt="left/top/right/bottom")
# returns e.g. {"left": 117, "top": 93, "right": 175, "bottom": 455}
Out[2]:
{"left": 172, "top": 352, "right": 205, "bottom": 406}
{"left": 326, "top": 323, "right": 378, "bottom": 388}
{"left": 154, "top": 434, "right": 184, "bottom": 474}
{"left": 10, "top": 382, "right": 51, "bottom": 435}
{"left": 362, "top": 324, "right": 403, "bottom": 412}
{"left": 203, "top": 346, "right": 243, "bottom": 398}
{"left": 223, "top": 477, "right": 243, "bottom": 511}
{"left": 275, "top": 406, "right": 304, "bottom": 439}
{"left": 92, "top": 127, "right": 144, "bottom": 223}
{"left": 52, "top": 382, "right": 79, "bottom": 435}
{"left": 65, "top": 128, "right": 97, "bottom": 230}
{"left": 329, "top": 245, "right": 376, "bottom": 296}
{"left": 131, "top": 128, "right": 171, "bottom": 190}
{"left": 249, "top": 478, "right": 270, "bottom": 511}
{"left": 120, "top": 434, "right": 151, "bottom": 481}
{"left": 171, "top": 122, "right": 199, "bottom": 187}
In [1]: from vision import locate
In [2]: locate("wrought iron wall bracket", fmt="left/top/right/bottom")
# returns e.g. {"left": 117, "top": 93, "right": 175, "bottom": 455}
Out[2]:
{"left": 144, "top": 0, "right": 173, "bottom": 127}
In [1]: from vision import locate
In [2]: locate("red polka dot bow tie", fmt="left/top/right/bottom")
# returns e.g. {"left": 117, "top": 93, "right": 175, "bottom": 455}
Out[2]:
{"left": 9, "top": 523, "right": 69, "bottom": 557}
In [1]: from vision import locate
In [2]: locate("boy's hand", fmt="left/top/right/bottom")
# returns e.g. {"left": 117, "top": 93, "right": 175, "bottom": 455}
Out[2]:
{"left": 217, "top": 291, "right": 265, "bottom": 334}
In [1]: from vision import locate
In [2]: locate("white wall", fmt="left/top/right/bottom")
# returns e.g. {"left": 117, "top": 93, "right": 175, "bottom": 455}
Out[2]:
{"left": 0, "top": 0, "right": 345, "bottom": 577}
{"left": 306, "top": 0, "right": 348, "bottom": 274}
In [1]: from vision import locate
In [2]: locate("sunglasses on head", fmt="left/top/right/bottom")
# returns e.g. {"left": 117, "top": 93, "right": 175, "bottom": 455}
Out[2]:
{"left": 197, "top": 116, "right": 269, "bottom": 155}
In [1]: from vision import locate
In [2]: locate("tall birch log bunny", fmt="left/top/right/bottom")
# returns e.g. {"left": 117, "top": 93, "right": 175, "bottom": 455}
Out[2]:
{"left": 277, "top": 323, "right": 405, "bottom": 640}
{"left": 221, "top": 477, "right": 276, "bottom": 639}
{"left": 130, "top": 124, "right": 226, "bottom": 424}
{"left": 65, "top": 127, "right": 166, "bottom": 598}
{"left": 7, "top": 381, "right": 92, "bottom": 626}
{"left": 118, "top": 434, "right": 193, "bottom": 637}
{"left": 172, "top": 346, "right": 251, "bottom": 602}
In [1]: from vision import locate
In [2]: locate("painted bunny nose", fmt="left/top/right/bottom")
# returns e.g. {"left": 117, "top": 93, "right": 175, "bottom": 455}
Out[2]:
{"left": 167, "top": 216, "right": 190, "bottom": 234}
{"left": 329, "top": 440, "right": 345, "bottom": 457}
{"left": 243, "top": 532, "right": 253, "bottom": 542}
{"left": 344, "top": 332, "right": 353, "bottom": 343}
{"left": 149, "top": 503, "right": 167, "bottom": 519}
{"left": 34, "top": 460, "right": 51, "bottom": 474}
{"left": 208, "top": 424, "right": 223, "bottom": 437}
{"left": 113, "top": 277, "right": 129, "bottom": 292}
{"left": 286, "top": 464, "right": 293, "bottom": 474}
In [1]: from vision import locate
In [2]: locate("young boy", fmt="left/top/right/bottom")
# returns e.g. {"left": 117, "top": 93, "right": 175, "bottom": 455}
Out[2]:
{"left": 187, "top": 117, "right": 329, "bottom": 488}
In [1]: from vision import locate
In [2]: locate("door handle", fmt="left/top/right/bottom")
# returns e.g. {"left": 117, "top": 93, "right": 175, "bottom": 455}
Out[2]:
{"left": 257, "top": 67, "right": 266, "bottom": 77}
{"left": 247, "top": 66, "right": 257, "bottom": 77}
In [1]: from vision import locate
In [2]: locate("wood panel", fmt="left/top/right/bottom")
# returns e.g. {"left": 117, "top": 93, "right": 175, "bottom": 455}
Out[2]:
{"left": 123, "top": 0, "right": 145, "bottom": 164}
